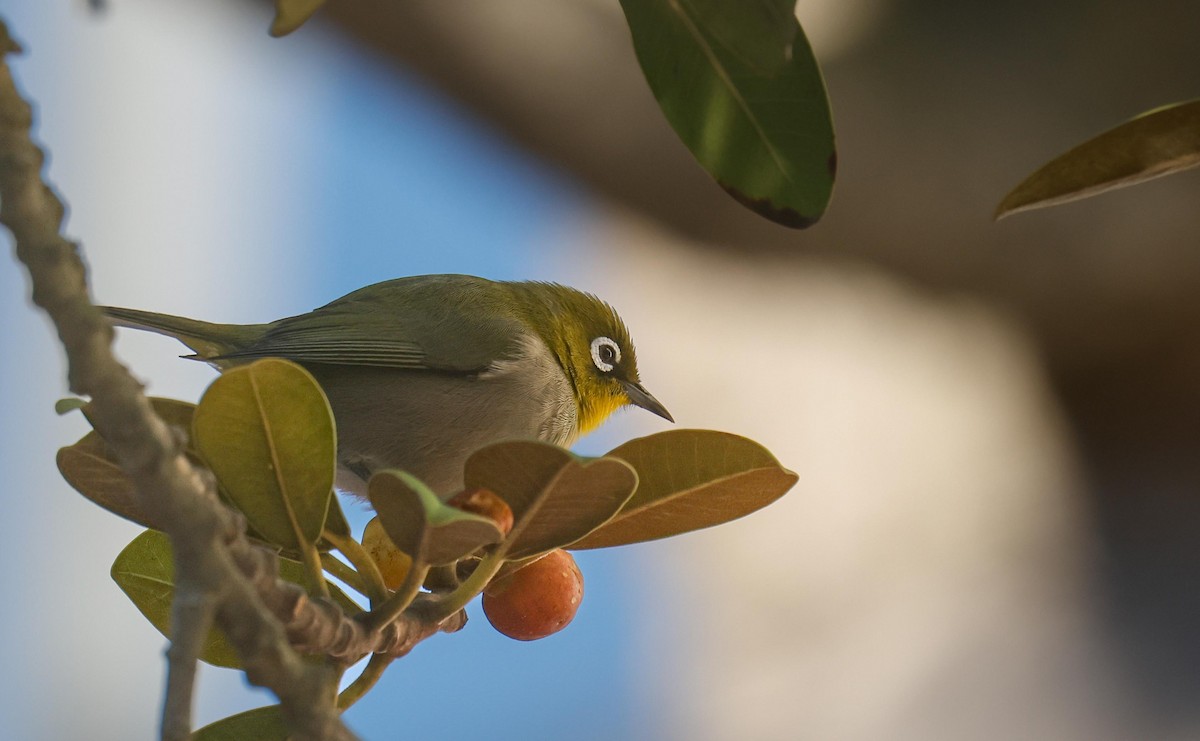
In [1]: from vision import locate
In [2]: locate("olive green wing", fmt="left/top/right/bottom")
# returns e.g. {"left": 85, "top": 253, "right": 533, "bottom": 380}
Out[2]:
{"left": 212, "top": 275, "right": 528, "bottom": 373}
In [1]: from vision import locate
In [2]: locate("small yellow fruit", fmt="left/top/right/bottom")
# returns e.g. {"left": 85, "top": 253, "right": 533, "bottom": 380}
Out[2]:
{"left": 482, "top": 549, "right": 583, "bottom": 641}
{"left": 362, "top": 516, "right": 413, "bottom": 590}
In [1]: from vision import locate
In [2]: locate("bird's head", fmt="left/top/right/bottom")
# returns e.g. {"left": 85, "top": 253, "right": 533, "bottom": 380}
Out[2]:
{"left": 517, "top": 283, "right": 673, "bottom": 435}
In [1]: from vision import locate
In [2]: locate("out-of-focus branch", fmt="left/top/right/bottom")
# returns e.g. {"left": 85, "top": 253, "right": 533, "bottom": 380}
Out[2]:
{"left": 0, "top": 18, "right": 355, "bottom": 741}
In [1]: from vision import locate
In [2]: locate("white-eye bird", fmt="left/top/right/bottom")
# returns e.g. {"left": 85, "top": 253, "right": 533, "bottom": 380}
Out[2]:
{"left": 103, "top": 274, "right": 672, "bottom": 496}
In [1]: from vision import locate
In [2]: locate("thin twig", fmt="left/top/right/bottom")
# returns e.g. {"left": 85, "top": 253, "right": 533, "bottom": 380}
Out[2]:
{"left": 320, "top": 551, "right": 370, "bottom": 598}
{"left": 362, "top": 561, "right": 431, "bottom": 634}
{"left": 162, "top": 590, "right": 217, "bottom": 741}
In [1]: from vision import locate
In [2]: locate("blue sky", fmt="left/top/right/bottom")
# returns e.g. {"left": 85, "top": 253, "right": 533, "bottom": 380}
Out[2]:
{"left": 0, "top": 3, "right": 660, "bottom": 738}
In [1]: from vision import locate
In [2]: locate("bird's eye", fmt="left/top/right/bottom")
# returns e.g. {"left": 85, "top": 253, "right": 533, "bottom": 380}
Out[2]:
{"left": 590, "top": 336, "right": 621, "bottom": 373}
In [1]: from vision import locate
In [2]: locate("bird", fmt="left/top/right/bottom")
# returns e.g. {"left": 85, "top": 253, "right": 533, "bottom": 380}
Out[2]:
{"left": 103, "top": 274, "right": 672, "bottom": 497}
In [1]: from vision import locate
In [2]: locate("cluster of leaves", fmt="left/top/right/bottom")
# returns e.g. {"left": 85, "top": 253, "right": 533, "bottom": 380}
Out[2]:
{"left": 57, "top": 358, "right": 796, "bottom": 738}
{"left": 272, "top": 0, "right": 836, "bottom": 230}
{"left": 274, "top": 0, "right": 1199, "bottom": 228}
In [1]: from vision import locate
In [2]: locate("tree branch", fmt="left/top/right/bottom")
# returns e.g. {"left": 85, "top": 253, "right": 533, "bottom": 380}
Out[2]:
{"left": 0, "top": 18, "right": 356, "bottom": 741}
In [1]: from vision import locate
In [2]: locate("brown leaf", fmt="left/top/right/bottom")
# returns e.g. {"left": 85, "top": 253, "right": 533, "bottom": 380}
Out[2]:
{"left": 57, "top": 432, "right": 162, "bottom": 529}
{"left": 571, "top": 429, "right": 798, "bottom": 549}
{"left": 464, "top": 441, "right": 637, "bottom": 560}
{"left": 996, "top": 99, "right": 1200, "bottom": 218}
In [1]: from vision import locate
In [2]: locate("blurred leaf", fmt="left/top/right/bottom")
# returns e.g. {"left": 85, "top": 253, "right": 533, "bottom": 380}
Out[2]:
{"left": 270, "top": 0, "right": 326, "bottom": 37}
{"left": 194, "top": 705, "right": 288, "bottom": 741}
{"left": 136, "top": 397, "right": 198, "bottom": 437}
{"left": 79, "top": 396, "right": 197, "bottom": 439}
{"left": 112, "top": 530, "right": 361, "bottom": 670}
{"left": 464, "top": 441, "right": 638, "bottom": 560}
{"left": 192, "top": 359, "right": 335, "bottom": 551}
{"left": 57, "top": 431, "right": 162, "bottom": 530}
{"left": 368, "top": 470, "right": 504, "bottom": 565}
{"left": 54, "top": 397, "right": 88, "bottom": 415}
{"left": 59, "top": 396, "right": 196, "bottom": 444}
{"left": 571, "top": 430, "right": 797, "bottom": 549}
{"left": 681, "top": 0, "right": 795, "bottom": 74}
{"left": 111, "top": 529, "right": 241, "bottom": 668}
{"left": 618, "top": 0, "right": 835, "bottom": 227}
{"left": 56, "top": 398, "right": 197, "bottom": 529}
{"left": 323, "top": 496, "right": 352, "bottom": 539}
{"left": 997, "top": 99, "right": 1200, "bottom": 218}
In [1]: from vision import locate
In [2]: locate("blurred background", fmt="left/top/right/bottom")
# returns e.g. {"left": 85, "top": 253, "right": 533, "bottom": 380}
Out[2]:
{"left": 2, "top": 0, "right": 1199, "bottom": 739}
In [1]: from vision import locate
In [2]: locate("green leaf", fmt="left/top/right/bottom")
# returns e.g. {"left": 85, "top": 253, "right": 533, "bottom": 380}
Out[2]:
{"left": 54, "top": 397, "right": 88, "bottom": 415}
{"left": 570, "top": 429, "right": 797, "bottom": 549}
{"left": 270, "top": 0, "right": 326, "bottom": 37}
{"left": 368, "top": 470, "right": 504, "bottom": 565}
{"left": 464, "top": 441, "right": 638, "bottom": 560}
{"left": 111, "top": 530, "right": 361, "bottom": 669}
{"left": 194, "top": 705, "right": 289, "bottom": 741}
{"left": 681, "top": 0, "right": 795, "bottom": 75}
{"left": 996, "top": 99, "right": 1200, "bottom": 218}
{"left": 323, "top": 495, "right": 352, "bottom": 541}
{"left": 192, "top": 359, "right": 335, "bottom": 551}
{"left": 618, "top": 0, "right": 835, "bottom": 227}
{"left": 111, "top": 529, "right": 242, "bottom": 668}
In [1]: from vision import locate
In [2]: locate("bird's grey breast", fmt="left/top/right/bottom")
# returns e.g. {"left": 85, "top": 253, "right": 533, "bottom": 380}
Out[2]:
{"left": 314, "top": 330, "right": 578, "bottom": 497}
{"left": 481, "top": 331, "right": 578, "bottom": 447}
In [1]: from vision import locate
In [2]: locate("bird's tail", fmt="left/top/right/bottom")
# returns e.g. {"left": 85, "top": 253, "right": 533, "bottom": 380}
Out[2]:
{"left": 102, "top": 306, "right": 265, "bottom": 362}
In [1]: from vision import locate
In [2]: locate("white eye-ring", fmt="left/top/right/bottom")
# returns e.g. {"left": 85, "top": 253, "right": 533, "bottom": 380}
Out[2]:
{"left": 590, "top": 336, "right": 621, "bottom": 372}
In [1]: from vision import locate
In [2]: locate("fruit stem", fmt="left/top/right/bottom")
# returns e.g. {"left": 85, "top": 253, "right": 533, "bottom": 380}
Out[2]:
{"left": 323, "top": 528, "right": 389, "bottom": 606}
{"left": 318, "top": 553, "right": 368, "bottom": 597}
{"left": 423, "top": 548, "right": 505, "bottom": 621}
{"left": 362, "top": 560, "right": 430, "bottom": 633}
{"left": 299, "top": 541, "right": 332, "bottom": 601}
{"left": 337, "top": 653, "right": 392, "bottom": 711}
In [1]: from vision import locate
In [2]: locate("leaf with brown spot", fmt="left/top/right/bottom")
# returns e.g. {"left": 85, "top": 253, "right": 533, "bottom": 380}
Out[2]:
{"left": 996, "top": 99, "right": 1200, "bottom": 218}
{"left": 570, "top": 429, "right": 797, "bottom": 549}
{"left": 618, "top": 0, "right": 835, "bottom": 227}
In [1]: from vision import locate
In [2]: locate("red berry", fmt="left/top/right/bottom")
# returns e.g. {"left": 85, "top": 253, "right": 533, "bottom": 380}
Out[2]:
{"left": 483, "top": 549, "right": 583, "bottom": 641}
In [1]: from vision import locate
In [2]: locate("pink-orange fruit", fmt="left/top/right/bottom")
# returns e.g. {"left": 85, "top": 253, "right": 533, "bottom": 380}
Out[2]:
{"left": 448, "top": 487, "right": 514, "bottom": 537}
{"left": 483, "top": 549, "right": 583, "bottom": 641}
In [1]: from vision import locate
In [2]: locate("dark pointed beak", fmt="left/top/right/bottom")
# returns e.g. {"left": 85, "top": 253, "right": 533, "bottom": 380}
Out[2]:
{"left": 622, "top": 380, "right": 674, "bottom": 423}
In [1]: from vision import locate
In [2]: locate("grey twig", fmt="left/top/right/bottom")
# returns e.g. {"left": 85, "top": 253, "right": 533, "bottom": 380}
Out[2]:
{"left": 162, "top": 589, "right": 216, "bottom": 741}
